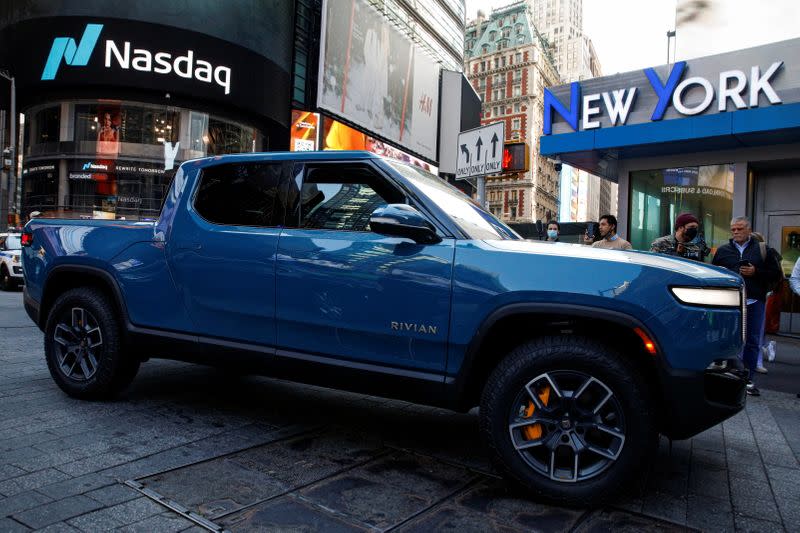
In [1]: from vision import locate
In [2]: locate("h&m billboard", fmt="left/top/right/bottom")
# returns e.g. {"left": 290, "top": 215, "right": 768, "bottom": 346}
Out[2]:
{"left": 317, "top": 0, "right": 440, "bottom": 162}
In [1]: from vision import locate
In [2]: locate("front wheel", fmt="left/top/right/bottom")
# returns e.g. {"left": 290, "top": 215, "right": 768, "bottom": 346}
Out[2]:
{"left": 44, "top": 287, "right": 140, "bottom": 399}
{"left": 480, "top": 336, "right": 657, "bottom": 507}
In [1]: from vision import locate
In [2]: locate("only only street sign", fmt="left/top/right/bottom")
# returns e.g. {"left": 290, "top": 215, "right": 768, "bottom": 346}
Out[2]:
{"left": 455, "top": 122, "right": 505, "bottom": 180}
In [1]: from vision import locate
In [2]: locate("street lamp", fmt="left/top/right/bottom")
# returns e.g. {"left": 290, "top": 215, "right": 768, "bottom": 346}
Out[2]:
{"left": 0, "top": 69, "right": 15, "bottom": 231}
{"left": 666, "top": 30, "right": 676, "bottom": 65}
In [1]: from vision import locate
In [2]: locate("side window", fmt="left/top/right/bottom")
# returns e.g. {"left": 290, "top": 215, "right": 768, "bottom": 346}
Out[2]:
{"left": 291, "top": 165, "right": 404, "bottom": 232}
{"left": 194, "top": 162, "right": 287, "bottom": 227}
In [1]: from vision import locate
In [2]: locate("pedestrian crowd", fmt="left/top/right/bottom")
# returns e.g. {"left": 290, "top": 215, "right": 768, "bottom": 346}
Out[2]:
{"left": 546, "top": 211, "right": 799, "bottom": 398}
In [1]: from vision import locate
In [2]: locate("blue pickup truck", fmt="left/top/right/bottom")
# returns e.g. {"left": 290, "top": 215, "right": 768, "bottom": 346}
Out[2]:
{"left": 21, "top": 151, "right": 746, "bottom": 505}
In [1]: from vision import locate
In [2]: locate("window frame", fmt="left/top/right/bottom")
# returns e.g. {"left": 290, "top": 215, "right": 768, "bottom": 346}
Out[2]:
{"left": 285, "top": 160, "right": 453, "bottom": 239}
{"left": 190, "top": 160, "right": 291, "bottom": 229}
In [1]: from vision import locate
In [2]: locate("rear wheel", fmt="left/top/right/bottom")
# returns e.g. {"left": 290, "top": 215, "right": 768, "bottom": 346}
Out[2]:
{"left": 480, "top": 335, "right": 656, "bottom": 507}
{"left": 44, "top": 287, "right": 140, "bottom": 399}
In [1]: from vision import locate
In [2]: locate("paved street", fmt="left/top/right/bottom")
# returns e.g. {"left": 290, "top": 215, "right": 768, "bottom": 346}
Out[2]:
{"left": 1, "top": 288, "right": 799, "bottom": 532}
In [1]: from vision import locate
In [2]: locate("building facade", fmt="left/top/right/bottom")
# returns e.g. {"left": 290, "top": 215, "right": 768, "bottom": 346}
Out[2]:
{"left": 0, "top": 0, "right": 470, "bottom": 228}
{"left": 464, "top": 1, "right": 561, "bottom": 223}
{"left": 531, "top": 0, "right": 601, "bottom": 83}
{"left": 0, "top": 2, "right": 299, "bottom": 225}
{"left": 541, "top": 38, "right": 800, "bottom": 334}
{"left": 530, "top": 0, "right": 613, "bottom": 225}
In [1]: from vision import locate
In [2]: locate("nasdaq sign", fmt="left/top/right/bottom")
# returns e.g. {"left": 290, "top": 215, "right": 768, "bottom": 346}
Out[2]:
{"left": 41, "top": 24, "right": 103, "bottom": 80}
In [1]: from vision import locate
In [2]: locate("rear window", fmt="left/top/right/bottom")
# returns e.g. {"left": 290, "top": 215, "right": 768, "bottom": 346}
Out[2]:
{"left": 194, "top": 162, "right": 289, "bottom": 227}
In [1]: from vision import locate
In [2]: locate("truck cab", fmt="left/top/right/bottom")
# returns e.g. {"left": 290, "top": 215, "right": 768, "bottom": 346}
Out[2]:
{"left": 21, "top": 151, "right": 747, "bottom": 506}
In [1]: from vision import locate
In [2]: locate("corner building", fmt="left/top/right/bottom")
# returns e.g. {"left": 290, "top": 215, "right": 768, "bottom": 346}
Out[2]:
{"left": 464, "top": 1, "right": 560, "bottom": 223}
{"left": 0, "top": 1, "right": 296, "bottom": 222}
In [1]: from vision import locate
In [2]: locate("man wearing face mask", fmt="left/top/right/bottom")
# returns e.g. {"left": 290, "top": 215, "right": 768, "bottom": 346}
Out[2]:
{"left": 650, "top": 213, "right": 710, "bottom": 261}
{"left": 546, "top": 220, "right": 560, "bottom": 242}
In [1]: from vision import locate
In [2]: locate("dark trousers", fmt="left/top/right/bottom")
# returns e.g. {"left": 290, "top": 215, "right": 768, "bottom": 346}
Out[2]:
{"left": 744, "top": 300, "right": 766, "bottom": 381}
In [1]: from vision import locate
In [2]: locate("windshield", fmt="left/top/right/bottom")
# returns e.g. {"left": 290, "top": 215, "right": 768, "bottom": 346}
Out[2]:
{"left": 3, "top": 235, "right": 21, "bottom": 250}
{"left": 385, "top": 160, "right": 521, "bottom": 240}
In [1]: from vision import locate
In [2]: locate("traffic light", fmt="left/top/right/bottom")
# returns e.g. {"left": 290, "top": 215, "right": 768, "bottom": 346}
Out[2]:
{"left": 502, "top": 142, "right": 529, "bottom": 172}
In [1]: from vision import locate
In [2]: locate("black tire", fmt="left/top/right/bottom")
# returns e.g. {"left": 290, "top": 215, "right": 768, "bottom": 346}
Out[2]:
{"left": 44, "top": 287, "right": 140, "bottom": 399}
{"left": 480, "top": 335, "right": 656, "bottom": 507}
{"left": 0, "top": 265, "right": 13, "bottom": 291}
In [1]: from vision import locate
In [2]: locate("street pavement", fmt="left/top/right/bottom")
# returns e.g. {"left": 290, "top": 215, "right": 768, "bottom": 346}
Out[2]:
{"left": 0, "top": 288, "right": 799, "bottom": 532}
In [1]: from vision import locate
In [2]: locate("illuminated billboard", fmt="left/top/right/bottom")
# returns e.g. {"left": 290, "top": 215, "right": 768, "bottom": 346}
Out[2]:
{"left": 317, "top": 0, "right": 440, "bottom": 162}
{"left": 322, "top": 118, "right": 436, "bottom": 173}
{"left": 290, "top": 110, "right": 320, "bottom": 151}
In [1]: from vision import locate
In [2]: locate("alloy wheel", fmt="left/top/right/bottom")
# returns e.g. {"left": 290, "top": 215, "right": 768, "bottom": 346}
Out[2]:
{"left": 508, "top": 371, "right": 626, "bottom": 483}
{"left": 52, "top": 307, "right": 103, "bottom": 381}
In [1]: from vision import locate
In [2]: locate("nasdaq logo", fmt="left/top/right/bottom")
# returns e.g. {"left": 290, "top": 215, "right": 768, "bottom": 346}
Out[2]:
{"left": 41, "top": 24, "right": 104, "bottom": 80}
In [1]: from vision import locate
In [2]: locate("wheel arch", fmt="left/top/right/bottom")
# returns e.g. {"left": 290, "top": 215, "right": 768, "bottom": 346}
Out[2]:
{"left": 451, "top": 304, "right": 662, "bottom": 415}
{"left": 40, "top": 265, "right": 130, "bottom": 331}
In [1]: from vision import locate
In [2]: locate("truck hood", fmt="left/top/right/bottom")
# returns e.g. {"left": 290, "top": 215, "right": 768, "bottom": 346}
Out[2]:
{"left": 483, "top": 239, "right": 740, "bottom": 286}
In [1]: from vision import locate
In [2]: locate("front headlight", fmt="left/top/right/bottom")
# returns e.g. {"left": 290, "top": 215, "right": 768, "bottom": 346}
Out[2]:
{"left": 12, "top": 255, "right": 20, "bottom": 263}
{"left": 670, "top": 287, "right": 740, "bottom": 308}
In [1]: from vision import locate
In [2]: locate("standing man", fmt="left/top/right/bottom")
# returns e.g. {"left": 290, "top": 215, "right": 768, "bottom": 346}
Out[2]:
{"left": 712, "top": 216, "right": 782, "bottom": 396}
{"left": 791, "top": 257, "right": 800, "bottom": 296}
{"left": 791, "top": 257, "right": 800, "bottom": 399}
{"left": 546, "top": 220, "right": 560, "bottom": 242}
{"left": 587, "top": 215, "right": 632, "bottom": 250}
{"left": 650, "top": 213, "right": 710, "bottom": 261}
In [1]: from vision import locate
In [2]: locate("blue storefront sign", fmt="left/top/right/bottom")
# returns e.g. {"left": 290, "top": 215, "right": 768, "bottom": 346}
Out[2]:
{"left": 540, "top": 38, "right": 800, "bottom": 179}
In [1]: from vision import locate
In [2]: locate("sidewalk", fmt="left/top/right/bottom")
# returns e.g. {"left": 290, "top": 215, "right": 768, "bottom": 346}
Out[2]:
{"left": 760, "top": 334, "right": 800, "bottom": 395}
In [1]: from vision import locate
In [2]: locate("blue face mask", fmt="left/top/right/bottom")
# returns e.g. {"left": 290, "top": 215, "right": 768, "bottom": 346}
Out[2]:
{"left": 547, "top": 230, "right": 558, "bottom": 239}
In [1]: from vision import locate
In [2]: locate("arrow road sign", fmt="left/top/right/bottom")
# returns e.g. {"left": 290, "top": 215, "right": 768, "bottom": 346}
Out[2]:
{"left": 455, "top": 122, "right": 505, "bottom": 180}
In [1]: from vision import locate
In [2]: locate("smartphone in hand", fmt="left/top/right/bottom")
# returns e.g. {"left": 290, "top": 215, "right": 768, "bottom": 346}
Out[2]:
{"left": 586, "top": 222, "right": 596, "bottom": 239}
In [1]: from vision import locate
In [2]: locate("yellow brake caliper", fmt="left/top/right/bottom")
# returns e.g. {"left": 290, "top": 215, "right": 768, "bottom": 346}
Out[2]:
{"left": 523, "top": 385, "right": 551, "bottom": 440}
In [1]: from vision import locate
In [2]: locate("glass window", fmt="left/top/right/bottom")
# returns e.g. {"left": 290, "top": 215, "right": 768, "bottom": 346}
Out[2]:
{"left": 194, "top": 162, "right": 287, "bottom": 227}
{"left": 385, "top": 160, "right": 520, "bottom": 240}
{"left": 74, "top": 104, "right": 179, "bottom": 146}
{"left": 32, "top": 106, "right": 60, "bottom": 144}
{"left": 1, "top": 235, "right": 21, "bottom": 250}
{"left": 629, "top": 165, "right": 734, "bottom": 260}
{"left": 292, "top": 165, "right": 404, "bottom": 232}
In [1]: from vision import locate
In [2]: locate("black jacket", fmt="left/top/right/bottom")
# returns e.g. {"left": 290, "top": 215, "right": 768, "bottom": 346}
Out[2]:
{"left": 712, "top": 238, "right": 782, "bottom": 301}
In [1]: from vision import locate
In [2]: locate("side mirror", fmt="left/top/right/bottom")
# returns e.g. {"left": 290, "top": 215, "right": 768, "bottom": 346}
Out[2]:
{"left": 369, "top": 204, "right": 442, "bottom": 245}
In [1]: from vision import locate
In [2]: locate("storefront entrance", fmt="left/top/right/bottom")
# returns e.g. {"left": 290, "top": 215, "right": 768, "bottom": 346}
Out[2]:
{"left": 754, "top": 161, "right": 800, "bottom": 335}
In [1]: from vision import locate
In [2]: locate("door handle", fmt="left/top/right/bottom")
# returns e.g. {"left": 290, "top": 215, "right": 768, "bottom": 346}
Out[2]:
{"left": 175, "top": 242, "right": 202, "bottom": 251}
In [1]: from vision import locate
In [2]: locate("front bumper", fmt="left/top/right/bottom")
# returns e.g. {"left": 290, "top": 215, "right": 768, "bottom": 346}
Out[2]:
{"left": 659, "top": 357, "right": 747, "bottom": 439}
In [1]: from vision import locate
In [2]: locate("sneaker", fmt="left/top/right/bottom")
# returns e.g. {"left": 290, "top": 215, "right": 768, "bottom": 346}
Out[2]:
{"left": 756, "top": 366, "right": 768, "bottom": 374}
{"left": 746, "top": 382, "right": 761, "bottom": 396}
{"left": 767, "top": 341, "right": 777, "bottom": 362}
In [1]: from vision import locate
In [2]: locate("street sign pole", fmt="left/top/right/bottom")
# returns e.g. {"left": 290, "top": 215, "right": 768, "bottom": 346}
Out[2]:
{"left": 477, "top": 176, "right": 486, "bottom": 208}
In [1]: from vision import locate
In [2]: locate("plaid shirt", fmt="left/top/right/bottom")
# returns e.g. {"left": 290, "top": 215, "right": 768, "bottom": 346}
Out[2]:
{"left": 650, "top": 234, "right": 710, "bottom": 261}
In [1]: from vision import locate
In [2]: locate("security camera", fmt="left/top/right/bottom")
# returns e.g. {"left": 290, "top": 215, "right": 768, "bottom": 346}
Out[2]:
{"left": 554, "top": 163, "right": 562, "bottom": 172}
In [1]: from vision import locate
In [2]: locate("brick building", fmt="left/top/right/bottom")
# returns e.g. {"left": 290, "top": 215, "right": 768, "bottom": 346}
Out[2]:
{"left": 464, "top": 1, "right": 560, "bottom": 223}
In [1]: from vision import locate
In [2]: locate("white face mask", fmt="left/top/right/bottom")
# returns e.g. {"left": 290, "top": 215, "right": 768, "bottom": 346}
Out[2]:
{"left": 547, "top": 230, "right": 558, "bottom": 239}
